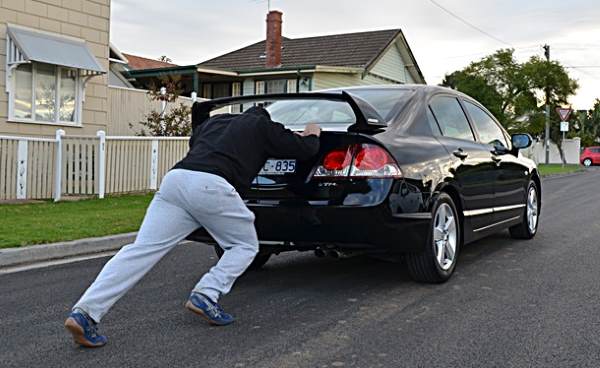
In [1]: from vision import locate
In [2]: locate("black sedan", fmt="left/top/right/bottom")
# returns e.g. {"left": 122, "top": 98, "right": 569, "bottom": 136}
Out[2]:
{"left": 188, "top": 85, "right": 541, "bottom": 283}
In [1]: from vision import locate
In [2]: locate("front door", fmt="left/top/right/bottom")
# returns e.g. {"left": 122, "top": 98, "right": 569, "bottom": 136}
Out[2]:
{"left": 462, "top": 100, "right": 528, "bottom": 224}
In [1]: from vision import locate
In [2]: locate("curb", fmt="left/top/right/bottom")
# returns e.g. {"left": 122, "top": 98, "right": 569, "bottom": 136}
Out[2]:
{"left": 0, "top": 232, "right": 137, "bottom": 269}
{"left": 542, "top": 169, "right": 587, "bottom": 181}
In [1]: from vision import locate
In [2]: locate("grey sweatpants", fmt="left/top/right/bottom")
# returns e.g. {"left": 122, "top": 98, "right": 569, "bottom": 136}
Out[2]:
{"left": 73, "top": 169, "right": 259, "bottom": 322}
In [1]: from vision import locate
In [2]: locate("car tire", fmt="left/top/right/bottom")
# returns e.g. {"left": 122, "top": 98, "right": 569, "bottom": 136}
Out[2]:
{"left": 509, "top": 181, "right": 539, "bottom": 239}
{"left": 213, "top": 245, "right": 272, "bottom": 270}
{"left": 406, "top": 193, "right": 460, "bottom": 283}
{"left": 583, "top": 158, "right": 592, "bottom": 167}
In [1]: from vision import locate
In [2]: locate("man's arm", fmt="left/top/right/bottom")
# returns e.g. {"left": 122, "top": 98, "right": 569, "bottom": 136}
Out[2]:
{"left": 263, "top": 121, "right": 321, "bottom": 160}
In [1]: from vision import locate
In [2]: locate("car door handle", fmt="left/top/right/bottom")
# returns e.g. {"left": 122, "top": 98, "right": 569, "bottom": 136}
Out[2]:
{"left": 453, "top": 149, "right": 468, "bottom": 160}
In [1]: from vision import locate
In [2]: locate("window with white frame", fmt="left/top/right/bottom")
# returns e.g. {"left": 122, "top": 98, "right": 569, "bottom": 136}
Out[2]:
{"left": 5, "top": 23, "right": 105, "bottom": 126}
{"left": 11, "top": 63, "right": 81, "bottom": 124}
{"left": 255, "top": 80, "right": 265, "bottom": 95}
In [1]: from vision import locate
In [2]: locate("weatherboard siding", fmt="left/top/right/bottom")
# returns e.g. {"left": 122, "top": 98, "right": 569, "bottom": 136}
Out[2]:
{"left": 370, "top": 44, "right": 408, "bottom": 83}
{"left": 312, "top": 72, "right": 398, "bottom": 91}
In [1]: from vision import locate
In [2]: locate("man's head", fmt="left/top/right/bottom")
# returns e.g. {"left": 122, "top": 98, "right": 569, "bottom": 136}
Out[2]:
{"left": 243, "top": 106, "right": 271, "bottom": 120}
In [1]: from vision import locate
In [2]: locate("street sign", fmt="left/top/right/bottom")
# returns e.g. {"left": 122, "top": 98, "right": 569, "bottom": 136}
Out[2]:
{"left": 560, "top": 121, "right": 569, "bottom": 132}
{"left": 556, "top": 107, "right": 572, "bottom": 122}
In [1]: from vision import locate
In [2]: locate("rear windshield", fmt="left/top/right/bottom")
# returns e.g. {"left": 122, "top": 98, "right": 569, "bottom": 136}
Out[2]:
{"left": 266, "top": 89, "right": 413, "bottom": 128}
{"left": 349, "top": 89, "right": 414, "bottom": 120}
{"left": 267, "top": 99, "right": 355, "bottom": 127}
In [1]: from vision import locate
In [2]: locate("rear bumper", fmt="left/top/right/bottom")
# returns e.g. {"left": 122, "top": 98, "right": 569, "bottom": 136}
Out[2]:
{"left": 188, "top": 202, "right": 431, "bottom": 253}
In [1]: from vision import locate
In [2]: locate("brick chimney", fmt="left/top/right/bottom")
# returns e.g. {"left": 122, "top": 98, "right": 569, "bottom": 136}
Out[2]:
{"left": 265, "top": 10, "right": 282, "bottom": 68}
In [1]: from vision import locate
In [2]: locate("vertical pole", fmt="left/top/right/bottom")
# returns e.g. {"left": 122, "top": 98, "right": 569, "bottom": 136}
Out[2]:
{"left": 192, "top": 72, "right": 199, "bottom": 97}
{"left": 96, "top": 130, "right": 106, "bottom": 199}
{"left": 150, "top": 139, "right": 159, "bottom": 190}
{"left": 160, "top": 86, "right": 167, "bottom": 134}
{"left": 16, "top": 140, "right": 28, "bottom": 200}
{"left": 562, "top": 130, "right": 566, "bottom": 168}
{"left": 543, "top": 44, "right": 551, "bottom": 164}
{"left": 54, "top": 129, "right": 65, "bottom": 202}
{"left": 191, "top": 91, "right": 197, "bottom": 103}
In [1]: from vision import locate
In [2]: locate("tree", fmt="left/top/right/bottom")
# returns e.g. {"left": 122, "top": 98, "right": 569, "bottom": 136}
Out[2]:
{"left": 130, "top": 76, "right": 192, "bottom": 136}
{"left": 576, "top": 100, "right": 600, "bottom": 147}
{"left": 442, "top": 49, "right": 578, "bottom": 137}
{"left": 158, "top": 55, "right": 172, "bottom": 63}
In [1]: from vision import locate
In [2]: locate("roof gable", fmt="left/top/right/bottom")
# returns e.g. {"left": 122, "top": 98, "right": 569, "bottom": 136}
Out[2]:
{"left": 198, "top": 29, "right": 401, "bottom": 72}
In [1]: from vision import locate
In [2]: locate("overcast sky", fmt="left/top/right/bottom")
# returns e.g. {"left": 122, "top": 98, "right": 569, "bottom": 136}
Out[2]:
{"left": 111, "top": 0, "right": 600, "bottom": 109}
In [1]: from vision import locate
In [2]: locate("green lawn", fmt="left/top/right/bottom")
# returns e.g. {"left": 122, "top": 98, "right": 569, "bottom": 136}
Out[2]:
{"left": 538, "top": 164, "right": 583, "bottom": 177}
{"left": 0, "top": 194, "right": 154, "bottom": 249}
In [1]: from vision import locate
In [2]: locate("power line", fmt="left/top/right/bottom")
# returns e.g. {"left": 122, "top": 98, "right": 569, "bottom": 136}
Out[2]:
{"left": 428, "top": 0, "right": 512, "bottom": 47}
{"left": 565, "top": 66, "right": 600, "bottom": 69}
{"left": 438, "top": 45, "right": 541, "bottom": 61}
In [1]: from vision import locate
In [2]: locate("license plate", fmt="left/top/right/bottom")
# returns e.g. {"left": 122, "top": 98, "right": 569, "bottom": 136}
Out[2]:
{"left": 259, "top": 159, "right": 296, "bottom": 175}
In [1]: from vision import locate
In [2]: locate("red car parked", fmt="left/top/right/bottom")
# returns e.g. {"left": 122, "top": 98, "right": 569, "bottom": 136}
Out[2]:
{"left": 580, "top": 147, "right": 600, "bottom": 166}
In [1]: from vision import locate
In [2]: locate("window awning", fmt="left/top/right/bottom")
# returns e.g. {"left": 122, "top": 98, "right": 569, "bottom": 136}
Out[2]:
{"left": 6, "top": 24, "right": 105, "bottom": 75}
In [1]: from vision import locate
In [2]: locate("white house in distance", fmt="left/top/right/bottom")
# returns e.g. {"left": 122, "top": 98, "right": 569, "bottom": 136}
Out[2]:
{"left": 125, "top": 10, "right": 426, "bottom": 101}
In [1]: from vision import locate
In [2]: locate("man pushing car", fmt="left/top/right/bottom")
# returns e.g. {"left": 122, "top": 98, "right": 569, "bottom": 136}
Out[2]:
{"left": 65, "top": 102, "right": 321, "bottom": 347}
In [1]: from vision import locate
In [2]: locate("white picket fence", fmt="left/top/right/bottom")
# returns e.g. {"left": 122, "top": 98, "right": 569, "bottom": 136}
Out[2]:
{"left": 0, "top": 131, "right": 189, "bottom": 201}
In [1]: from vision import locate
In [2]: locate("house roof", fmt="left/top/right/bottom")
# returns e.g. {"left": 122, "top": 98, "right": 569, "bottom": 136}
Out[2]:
{"left": 123, "top": 53, "right": 178, "bottom": 70}
{"left": 198, "top": 29, "right": 404, "bottom": 72}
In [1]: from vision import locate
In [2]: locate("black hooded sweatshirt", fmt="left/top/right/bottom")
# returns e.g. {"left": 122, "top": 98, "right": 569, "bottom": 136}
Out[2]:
{"left": 173, "top": 106, "right": 320, "bottom": 194}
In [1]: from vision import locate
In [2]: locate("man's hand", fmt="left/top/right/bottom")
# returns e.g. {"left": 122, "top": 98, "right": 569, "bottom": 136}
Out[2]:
{"left": 301, "top": 123, "right": 321, "bottom": 137}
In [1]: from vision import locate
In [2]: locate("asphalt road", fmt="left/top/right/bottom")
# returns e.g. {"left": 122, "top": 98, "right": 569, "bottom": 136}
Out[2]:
{"left": 2, "top": 169, "right": 600, "bottom": 368}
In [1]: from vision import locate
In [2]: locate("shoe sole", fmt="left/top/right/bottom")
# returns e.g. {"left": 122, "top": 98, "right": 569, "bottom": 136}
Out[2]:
{"left": 184, "top": 301, "right": 233, "bottom": 326}
{"left": 64, "top": 318, "right": 106, "bottom": 348}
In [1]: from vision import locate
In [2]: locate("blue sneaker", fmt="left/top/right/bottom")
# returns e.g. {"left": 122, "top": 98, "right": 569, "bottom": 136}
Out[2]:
{"left": 185, "top": 293, "right": 235, "bottom": 326}
{"left": 64, "top": 311, "right": 107, "bottom": 348}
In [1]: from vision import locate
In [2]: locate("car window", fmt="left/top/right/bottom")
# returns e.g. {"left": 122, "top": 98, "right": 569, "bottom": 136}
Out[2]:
{"left": 427, "top": 107, "right": 442, "bottom": 136}
{"left": 463, "top": 101, "right": 508, "bottom": 148}
{"left": 349, "top": 89, "right": 414, "bottom": 121}
{"left": 429, "top": 96, "right": 475, "bottom": 141}
{"left": 267, "top": 99, "right": 356, "bottom": 126}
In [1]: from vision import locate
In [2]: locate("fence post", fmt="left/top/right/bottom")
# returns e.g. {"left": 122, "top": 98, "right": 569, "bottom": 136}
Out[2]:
{"left": 16, "top": 140, "right": 28, "bottom": 199}
{"left": 150, "top": 139, "right": 159, "bottom": 190}
{"left": 54, "top": 129, "right": 65, "bottom": 202}
{"left": 96, "top": 130, "right": 106, "bottom": 199}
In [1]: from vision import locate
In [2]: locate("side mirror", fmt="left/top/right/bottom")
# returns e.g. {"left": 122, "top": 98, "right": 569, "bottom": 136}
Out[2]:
{"left": 511, "top": 134, "right": 532, "bottom": 150}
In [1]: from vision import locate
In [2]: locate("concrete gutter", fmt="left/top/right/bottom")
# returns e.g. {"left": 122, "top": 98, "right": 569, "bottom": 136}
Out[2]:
{"left": 0, "top": 232, "right": 137, "bottom": 269}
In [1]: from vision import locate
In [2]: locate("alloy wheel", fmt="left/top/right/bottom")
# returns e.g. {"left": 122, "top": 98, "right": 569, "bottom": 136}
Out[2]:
{"left": 433, "top": 203, "right": 457, "bottom": 271}
{"left": 583, "top": 159, "right": 592, "bottom": 167}
{"left": 527, "top": 187, "right": 538, "bottom": 234}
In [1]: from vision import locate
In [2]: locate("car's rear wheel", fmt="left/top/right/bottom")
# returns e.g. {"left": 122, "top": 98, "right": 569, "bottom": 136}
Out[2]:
{"left": 583, "top": 158, "right": 592, "bottom": 167}
{"left": 213, "top": 245, "right": 272, "bottom": 270}
{"left": 406, "top": 193, "right": 460, "bottom": 283}
{"left": 509, "top": 181, "right": 539, "bottom": 239}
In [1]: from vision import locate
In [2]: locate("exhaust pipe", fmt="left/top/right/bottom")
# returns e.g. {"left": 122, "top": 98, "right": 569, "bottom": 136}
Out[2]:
{"left": 314, "top": 248, "right": 327, "bottom": 258}
{"left": 327, "top": 250, "right": 341, "bottom": 258}
{"left": 315, "top": 248, "right": 367, "bottom": 259}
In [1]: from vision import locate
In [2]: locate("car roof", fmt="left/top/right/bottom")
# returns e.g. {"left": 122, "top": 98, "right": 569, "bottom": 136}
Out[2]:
{"left": 322, "top": 85, "right": 479, "bottom": 111}
{"left": 324, "top": 84, "right": 471, "bottom": 98}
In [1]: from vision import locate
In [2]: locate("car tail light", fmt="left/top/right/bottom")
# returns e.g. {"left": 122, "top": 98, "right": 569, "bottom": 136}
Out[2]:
{"left": 313, "top": 144, "right": 402, "bottom": 179}
{"left": 314, "top": 147, "right": 353, "bottom": 177}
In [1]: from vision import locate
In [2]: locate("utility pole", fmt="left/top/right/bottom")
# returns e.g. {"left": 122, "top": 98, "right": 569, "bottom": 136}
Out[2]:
{"left": 543, "top": 44, "right": 551, "bottom": 164}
